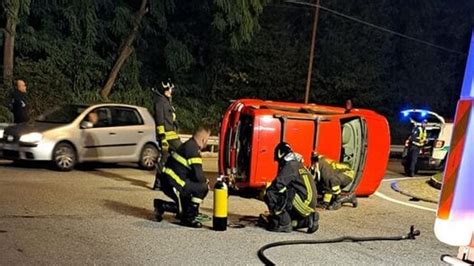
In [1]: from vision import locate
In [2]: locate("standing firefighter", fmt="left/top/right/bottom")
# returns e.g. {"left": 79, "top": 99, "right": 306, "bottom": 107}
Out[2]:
{"left": 406, "top": 119, "right": 428, "bottom": 177}
{"left": 310, "top": 152, "right": 357, "bottom": 210}
{"left": 261, "top": 142, "right": 319, "bottom": 234}
{"left": 152, "top": 80, "right": 182, "bottom": 190}
{"left": 153, "top": 127, "right": 211, "bottom": 228}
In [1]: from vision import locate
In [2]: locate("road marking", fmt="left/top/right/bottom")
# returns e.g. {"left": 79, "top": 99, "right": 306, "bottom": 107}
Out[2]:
{"left": 374, "top": 191, "right": 437, "bottom": 213}
{"left": 377, "top": 177, "right": 438, "bottom": 212}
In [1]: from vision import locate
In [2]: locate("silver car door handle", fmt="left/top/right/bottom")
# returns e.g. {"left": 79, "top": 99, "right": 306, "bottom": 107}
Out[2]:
{"left": 138, "top": 130, "right": 144, "bottom": 134}
{"left": 109, "top": 132, "right": 116, "bottom": 135}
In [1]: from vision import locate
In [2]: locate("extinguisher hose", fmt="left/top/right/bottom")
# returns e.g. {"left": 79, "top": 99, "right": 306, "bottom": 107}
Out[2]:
{"left": 257, "top": 225, "right": 420, "bottom": 266}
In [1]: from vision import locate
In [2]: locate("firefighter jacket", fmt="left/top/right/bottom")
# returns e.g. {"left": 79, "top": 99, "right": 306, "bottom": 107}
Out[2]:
{"left": 11, "top": 89, "right": 28, "bottom": 123}
{"left": 154, "top": 92, "right": 179, "bottom": 141}
{"left": 315, "top": 157, "right": 355, "bottom": 203}
{"left": 410, "top": 125, "right": 427, "bottom": 147}
{"left": 162, "top": 138, "right": 207, "bottom": 200}
{"left": 267, "top": 153, "right": 317, "bottom": 217}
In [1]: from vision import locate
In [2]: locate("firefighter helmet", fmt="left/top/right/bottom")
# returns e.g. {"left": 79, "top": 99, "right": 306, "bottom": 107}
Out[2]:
{"left": 161, "top": 80, "right": 175, "bottom": 92}
{"left": 274, "top": 142, "right": 292, "bottom": 161}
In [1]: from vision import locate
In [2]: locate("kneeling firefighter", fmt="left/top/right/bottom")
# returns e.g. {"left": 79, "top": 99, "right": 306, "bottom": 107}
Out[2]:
{"left": 261, "top": 142, "right": 319, "bottom": 233}
{"left": 153, "top": 127, "right": 211, "bottom": 228}
{"left": 309, "top": 152, "right": 357, "bottom": 210}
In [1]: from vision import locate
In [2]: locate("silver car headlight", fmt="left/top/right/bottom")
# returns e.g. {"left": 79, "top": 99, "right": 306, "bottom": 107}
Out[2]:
{"left": 19, "top": 132, "right": 43, "bottom": 143}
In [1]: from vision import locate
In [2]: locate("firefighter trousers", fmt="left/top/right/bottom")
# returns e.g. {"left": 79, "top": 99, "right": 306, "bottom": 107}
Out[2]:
{"left": 158, "top": 172, "right": 208, "bottom": 221}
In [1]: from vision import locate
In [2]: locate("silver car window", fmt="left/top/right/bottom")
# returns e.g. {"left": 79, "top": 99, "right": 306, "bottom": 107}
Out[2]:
{"left": 110, "top": 107, "right": 143, "bottom": 126}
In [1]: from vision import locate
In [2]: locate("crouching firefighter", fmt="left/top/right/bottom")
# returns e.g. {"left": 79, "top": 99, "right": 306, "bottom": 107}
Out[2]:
{"left": 153, "top": 127, "right": 211, "bottom": 228}
{"left": 260, "top": 142, "right": 319, "bottom": 234}
{"left": 310, "top": 152, "right": 357, "bottom": 210}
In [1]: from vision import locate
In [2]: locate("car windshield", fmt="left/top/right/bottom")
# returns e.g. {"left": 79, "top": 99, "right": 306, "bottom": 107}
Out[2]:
{"left": 35, "top": 104, "right": 89, "bottom": 124}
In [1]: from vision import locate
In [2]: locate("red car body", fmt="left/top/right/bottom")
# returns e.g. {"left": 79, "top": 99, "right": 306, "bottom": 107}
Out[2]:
{"left": 218, "top": 99, "right": 390, "bottom": 196}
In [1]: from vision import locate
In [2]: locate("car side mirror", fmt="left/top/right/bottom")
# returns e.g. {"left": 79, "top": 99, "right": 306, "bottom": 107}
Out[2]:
{"left": 80, "top": 121, "right": 94, "bottom": 129}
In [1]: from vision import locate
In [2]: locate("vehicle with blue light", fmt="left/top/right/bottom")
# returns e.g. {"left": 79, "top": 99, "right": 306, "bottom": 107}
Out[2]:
{"left": 400, "top": 109, "right": 453, "bottom": 174}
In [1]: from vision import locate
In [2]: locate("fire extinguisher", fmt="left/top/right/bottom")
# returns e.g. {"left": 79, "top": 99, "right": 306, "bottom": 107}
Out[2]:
{"left": 213, "top": 176, "right": 228, "bottom": 231}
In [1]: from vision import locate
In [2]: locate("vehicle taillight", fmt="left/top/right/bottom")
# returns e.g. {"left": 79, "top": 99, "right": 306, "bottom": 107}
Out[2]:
{"left": 434, "top": 140, "right": 445, "bottom": 148}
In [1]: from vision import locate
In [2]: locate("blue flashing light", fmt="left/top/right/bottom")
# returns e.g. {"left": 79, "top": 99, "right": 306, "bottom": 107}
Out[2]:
{"left": 402, "top": 110, "right": 410, "bottom": 117}
{"left": 421, "top": 111, "right": 428, "bottom": 117}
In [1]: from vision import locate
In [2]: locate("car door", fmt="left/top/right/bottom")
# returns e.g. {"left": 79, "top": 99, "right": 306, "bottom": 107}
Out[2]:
{"left": 107, "top": 106, "right": 146, "bottom": 159}
{"left": 81, "top": 107, "right": 116, "bottom": 160}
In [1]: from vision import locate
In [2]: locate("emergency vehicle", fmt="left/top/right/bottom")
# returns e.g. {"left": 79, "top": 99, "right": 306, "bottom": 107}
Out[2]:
{"left": 218, "top": 99, "right": 390, "bottom": 196}
{"left": 400, "top": 109, "right": 453, "bottom": 175}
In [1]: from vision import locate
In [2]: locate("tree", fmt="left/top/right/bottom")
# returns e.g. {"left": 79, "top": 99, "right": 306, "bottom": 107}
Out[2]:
{"left": 2, "top": 0, "right": 30, "bottom": 88}
{"left": 100, "top": 0, "right": 148, "bottom": 100}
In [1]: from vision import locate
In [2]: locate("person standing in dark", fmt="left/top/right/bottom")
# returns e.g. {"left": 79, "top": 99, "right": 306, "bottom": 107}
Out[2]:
{"left": 152, "top": 80, "right": 182, "bottom": 190}
{"left": 11, "top": 79, "right": 29, "bottom": 123}
{"left": 406, "top": 119, "right": 428, "bottom": 177}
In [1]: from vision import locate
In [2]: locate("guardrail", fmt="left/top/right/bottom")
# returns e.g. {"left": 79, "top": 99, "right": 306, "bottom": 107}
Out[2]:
{"left": 179, "top": 134, "right": 219, "bottom": 155}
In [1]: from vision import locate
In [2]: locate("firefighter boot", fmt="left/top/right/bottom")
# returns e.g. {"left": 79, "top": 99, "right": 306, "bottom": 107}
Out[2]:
{"left": 153, "top": 199, "right": 178, "bottom": 222}
{"left": 327, "top": 197, "right": 342, "bottom": 210}
{"left": 292, "top": 212, "right": 319, "bottom": 234}
{"left": 266, "top": 212, "right": 292, "bottom": 233}
{"left": 337, "top": 193, "right": 358, "bottom": 208}
{"left": 180, "top": 203, "right": 202, "bottom": 228}
{"left": 307, "top": 212, "right": 320, "bottom": 234}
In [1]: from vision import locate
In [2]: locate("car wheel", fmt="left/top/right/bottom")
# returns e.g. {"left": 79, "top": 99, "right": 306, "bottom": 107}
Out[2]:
{"left": 53, "top": 142, "right": 76, "bottom": 171}
{"left": 139, "top": 143, "right": 158, "bottom": 170}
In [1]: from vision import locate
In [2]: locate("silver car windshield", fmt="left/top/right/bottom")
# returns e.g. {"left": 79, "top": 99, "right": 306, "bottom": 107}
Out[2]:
{"left": 36, "top": 104, "right": 89, "bottom": 124}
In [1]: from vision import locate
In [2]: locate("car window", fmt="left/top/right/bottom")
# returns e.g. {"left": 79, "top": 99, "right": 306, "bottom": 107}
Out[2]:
{"left": 92, "top": 108, "right": 112, "bottom": 128}
{"left": 110, "top": 107, "right": 143, "bottom": 126}
{"left": 36, "top": 104, "right": 89, "bottom": 124}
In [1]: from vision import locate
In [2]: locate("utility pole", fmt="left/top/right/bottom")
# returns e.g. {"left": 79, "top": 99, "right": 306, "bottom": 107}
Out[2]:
{"left": 304, "top": 0, "right": 321, "bottom": 104}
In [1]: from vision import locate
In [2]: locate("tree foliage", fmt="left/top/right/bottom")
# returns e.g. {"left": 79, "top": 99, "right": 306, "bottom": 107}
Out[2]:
{"left": 1, "top": 0, "right": 473, "bottom": 141}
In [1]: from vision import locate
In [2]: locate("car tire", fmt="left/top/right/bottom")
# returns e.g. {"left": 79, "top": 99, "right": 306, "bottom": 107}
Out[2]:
{"left": 139, "top": 143, "right": 159, "bottom": 170}
{"left": 53, "top": 142, "right": 76, "bottom": 171}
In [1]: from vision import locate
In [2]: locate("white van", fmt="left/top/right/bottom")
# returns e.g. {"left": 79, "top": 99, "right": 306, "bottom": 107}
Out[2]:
{"left": 401, "top": 109, "right": 453, "bottom": 174}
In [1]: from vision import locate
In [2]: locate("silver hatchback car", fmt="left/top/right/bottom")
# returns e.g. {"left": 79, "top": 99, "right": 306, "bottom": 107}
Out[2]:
{"left": 0, "top": 103, "right": 159, "bottom": 171}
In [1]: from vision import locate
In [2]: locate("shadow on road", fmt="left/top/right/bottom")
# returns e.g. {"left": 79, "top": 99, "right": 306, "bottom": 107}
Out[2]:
{"left": 87, "top": 169, "right": 151, "bottom": 189}
{"left": 103, "top": 199, "right": 154, "bottom": 221}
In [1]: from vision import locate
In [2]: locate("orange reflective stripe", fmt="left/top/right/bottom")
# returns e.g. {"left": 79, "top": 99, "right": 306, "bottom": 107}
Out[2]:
{"left": 437, "top": 100, "right": 472, "bottom": 219}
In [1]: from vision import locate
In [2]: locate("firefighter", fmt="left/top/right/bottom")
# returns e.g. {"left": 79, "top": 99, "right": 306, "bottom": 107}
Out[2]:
{"left": 152, "top": 80, "right": 182, "bottom": 190}
{"left": 260, "top": 142, "right": 319, "bottom": 234}
{"left": 309, "top": 152, "right": 357, "bottom": 210}
{"left": 406, "top": 119, "right": 428, "bottom": 177}
{"left": 153, "top": 127, "right": 211, "bottom": 228}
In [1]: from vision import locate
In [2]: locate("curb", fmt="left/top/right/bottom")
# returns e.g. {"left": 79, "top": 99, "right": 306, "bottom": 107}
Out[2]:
{"left": 390, "top": 181, "right": 438, "bottom": 204}
{"left": 428, "top": 173, "right": 443, "bottom": 190}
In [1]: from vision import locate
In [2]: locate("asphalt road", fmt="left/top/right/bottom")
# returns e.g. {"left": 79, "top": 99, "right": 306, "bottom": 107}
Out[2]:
{"left": 0, "top": 159, "right": 456, "bottom": 265}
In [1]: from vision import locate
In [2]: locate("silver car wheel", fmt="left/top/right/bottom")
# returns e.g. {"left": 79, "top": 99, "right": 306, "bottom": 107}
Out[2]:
{"left": 140, "top": 144, "right": 158, "bottom": 170}
{"left": 53, "top": 143, "right": 76, "bottom": 171}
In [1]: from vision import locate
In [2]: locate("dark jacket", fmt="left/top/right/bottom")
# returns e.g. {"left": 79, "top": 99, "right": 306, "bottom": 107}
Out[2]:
{"left": 153, "top": 92, "right": 178, "bottom": 140}
{"left": 267, "top": 154, "right": 317, "bottom": 215}
{"left": 165, "top": 138, "right": 206, "bottom": 184}
{"left": 410, "top": 125, "right": 427, "bottom": 147}
{"left": 11, "top": 90, "right": 28, "bottom": 123}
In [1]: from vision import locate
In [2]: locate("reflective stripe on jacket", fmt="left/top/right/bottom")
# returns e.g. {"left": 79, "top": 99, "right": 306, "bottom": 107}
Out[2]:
{"left": 411, "top": 126, "right": 427, "bottom": 147}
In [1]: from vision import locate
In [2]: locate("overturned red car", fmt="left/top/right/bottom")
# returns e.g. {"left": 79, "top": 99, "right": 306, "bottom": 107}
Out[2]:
{"left": 218, "top": 99, "right": 390, "bottom": 196}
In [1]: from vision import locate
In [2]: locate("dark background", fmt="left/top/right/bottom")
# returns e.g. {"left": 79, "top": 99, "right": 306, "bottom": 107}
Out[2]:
{"left": 1, "top": 0, "right": 473, "bottom": 143}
